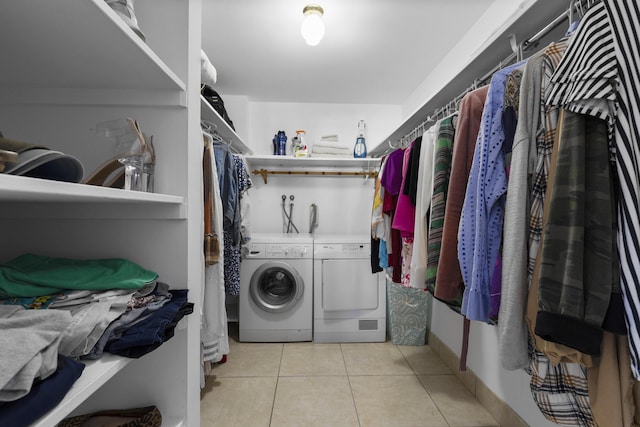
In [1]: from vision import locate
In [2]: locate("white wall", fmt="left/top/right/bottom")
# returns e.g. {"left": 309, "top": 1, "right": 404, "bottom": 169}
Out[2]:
{"left": 246, "top": 162, "right": 379, "bottom": 236}
{"left": 402, "top": 0, "right": 539, "bottom": 118}
{"left": 224, "top": 100, "right": 400, "bottom": 236}
{"left": 431, "top": 301, "right": 558, "bottom": 426}
{"left": 247, "top": 101, "right": 401, "bottom": 156}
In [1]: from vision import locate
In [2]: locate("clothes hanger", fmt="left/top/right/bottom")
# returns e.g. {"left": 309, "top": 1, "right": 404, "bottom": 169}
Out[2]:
{"left": 576, "top": 0, "right": 585, "bottom": 18}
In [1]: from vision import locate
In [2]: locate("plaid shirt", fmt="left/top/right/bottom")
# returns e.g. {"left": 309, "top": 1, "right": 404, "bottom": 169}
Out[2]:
{"left": 530, "top": 349, "right": 594, "bottom": 426}
{"left": 527, "top": 39, "right": 568, "bottom": 277}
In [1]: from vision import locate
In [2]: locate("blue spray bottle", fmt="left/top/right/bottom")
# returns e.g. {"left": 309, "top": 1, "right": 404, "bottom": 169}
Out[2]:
{"left": 353, "top": 120, "right": 367, "bottom": 158}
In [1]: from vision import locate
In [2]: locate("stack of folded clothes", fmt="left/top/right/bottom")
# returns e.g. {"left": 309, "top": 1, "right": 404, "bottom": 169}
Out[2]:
{"left": 311, "top": 135, "right": 351, "bottom": 157}
{"left": 0, "top": 254, "right": 193, "bottom": 427}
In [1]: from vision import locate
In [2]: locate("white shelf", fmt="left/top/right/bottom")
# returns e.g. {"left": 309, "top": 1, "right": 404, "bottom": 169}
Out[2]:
{"left": 245, "top": 154, "right": 380, "bottom": 169}
{"left": 201, "top": 96, "right": 252, "bottom": 154}
{"left": 0, "top": 0, "right": 185, "bottom": 102}
{"left": 32, "top": 355, "right": 133, "bottom": 427}
{"left": 0, "top": 175, "right": 186, "bottom": 219}
{"left": 1, "top": 0, "right": 198, "bottom": 425}
{"left": 0, "top": 174, "right": 183, "bottom": 204}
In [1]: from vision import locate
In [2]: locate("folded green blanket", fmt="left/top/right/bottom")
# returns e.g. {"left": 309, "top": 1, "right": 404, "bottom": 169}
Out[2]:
{"left": 0, "top": 254, "right": 158, "bottom": 298}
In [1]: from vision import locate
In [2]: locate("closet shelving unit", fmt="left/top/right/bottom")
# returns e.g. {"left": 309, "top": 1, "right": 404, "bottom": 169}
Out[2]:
{"left": 369, "top": 0, "right": 570, "bottom": 156}
{"left": 201, "top": 96, "right": 252, "bottom": 155}
{"left": 1, "top": 1, "right": 202, "bottom": 426}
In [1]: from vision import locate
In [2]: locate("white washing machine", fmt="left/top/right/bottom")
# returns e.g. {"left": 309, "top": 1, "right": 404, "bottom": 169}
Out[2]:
{"left": 239, "top": 233, "right": 313, "bottom": 342}
{"left": 313, "top": 235, "right": 386, "bottom": 342}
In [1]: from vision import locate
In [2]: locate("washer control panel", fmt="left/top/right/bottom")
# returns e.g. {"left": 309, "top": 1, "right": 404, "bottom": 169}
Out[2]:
{"left": 242, "top": 242, "right": 313, "bottom": 259}
{"left": 266, "top": 243, "right": 312, "bottom": 259}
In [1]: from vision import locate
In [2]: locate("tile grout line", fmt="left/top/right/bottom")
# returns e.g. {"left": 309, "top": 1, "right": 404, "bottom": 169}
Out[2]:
{"left": 341, "top": 343, "right": 363, "bottom": 427}
{"left": 397, "top": 343, "right": 453, "bottom": 427}
{"left": 268, "top": 343, "right": 285, "bottom": 427}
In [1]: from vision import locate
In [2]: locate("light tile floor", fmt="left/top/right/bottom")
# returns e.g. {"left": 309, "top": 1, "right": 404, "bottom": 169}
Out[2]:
{"left": 201, "top": 324, "right": 498, "bottom": 427}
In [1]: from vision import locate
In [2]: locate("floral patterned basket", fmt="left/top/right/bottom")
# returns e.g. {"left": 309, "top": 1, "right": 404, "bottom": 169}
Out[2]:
{"left": 386, "top": 280, "right": 432, "bottom": 345}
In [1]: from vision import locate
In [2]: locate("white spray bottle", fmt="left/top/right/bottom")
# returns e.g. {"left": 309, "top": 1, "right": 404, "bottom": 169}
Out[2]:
{"left": 353, "top": 120, "right": 367, "bottom": 158}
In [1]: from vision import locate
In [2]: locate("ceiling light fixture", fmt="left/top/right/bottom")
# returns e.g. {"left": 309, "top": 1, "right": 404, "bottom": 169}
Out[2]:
{"left": 301, "top": 4, "right": 325, "bottom": 46}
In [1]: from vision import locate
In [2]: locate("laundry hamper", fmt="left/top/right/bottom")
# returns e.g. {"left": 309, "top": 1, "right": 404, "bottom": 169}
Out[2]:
{"left": 386, "top": 280, "right": 432, "bottom": 345}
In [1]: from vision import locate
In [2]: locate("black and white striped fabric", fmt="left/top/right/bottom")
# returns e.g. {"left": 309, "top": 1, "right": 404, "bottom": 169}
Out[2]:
{"left": 547, "top": 0, "right": 640, "bottom": 379}
{"left": 605, "top": 0, "right": 640, "bottom": 379}
{"left": 545, "top": 1, "right": 616, "bottom": 150}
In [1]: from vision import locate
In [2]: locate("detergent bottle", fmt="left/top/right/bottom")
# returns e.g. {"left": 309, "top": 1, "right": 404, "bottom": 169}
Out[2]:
{"left": 277, "top": 131, "right": 287, "bottom": 156}
{"left": 353, "top": 120, "right": 367, "bottom": 158}
{"left": 292, "top": 130, "right": 308, "bottom": 157}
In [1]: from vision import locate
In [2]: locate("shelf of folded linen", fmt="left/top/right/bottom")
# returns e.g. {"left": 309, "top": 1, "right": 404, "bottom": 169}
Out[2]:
{"left": 310, "top": 134, "right": 353, "bottom": 158}
{"left": 245, "top": 155, "right": 380, "bottom": 169}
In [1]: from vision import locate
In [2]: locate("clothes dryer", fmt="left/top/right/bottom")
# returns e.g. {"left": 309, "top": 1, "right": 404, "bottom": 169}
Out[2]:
{"left": 313, "top": 235, "right": 386, "bottom": 342}
{"left": 239, "top": 233, "right": 313, "bottom": 342}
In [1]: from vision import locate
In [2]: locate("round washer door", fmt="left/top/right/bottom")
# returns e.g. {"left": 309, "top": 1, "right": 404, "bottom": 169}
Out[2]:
{"left": 250, "top": 261, "right": 304, "bottom": 313}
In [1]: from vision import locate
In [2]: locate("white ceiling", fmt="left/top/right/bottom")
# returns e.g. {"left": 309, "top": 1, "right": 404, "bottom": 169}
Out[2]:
{"left": 202, "top": 0, "right": 495, "bottom": 105}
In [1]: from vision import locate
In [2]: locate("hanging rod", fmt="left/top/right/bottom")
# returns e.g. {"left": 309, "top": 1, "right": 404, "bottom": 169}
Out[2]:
{"left": 252, "top": 168, "right": 378, "bottom": 184}
{"left": 523, "top": 10, "right": 570, "bottom": 49}
{"left": 390, "top": 2, "right": 585, "bottom": 151}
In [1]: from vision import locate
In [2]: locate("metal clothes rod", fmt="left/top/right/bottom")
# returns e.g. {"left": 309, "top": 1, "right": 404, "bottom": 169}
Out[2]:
{"left": 252, "top": 168, "right": 378, "bottom": 184}
{"left": 395, "top": 3, "right": 580, "bottom": 149}
{"left": 524, "top": 10, "right": 570, "bottom": 48}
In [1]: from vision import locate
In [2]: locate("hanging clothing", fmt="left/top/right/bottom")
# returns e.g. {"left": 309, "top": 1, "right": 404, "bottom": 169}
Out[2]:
{"left": 371, "top": 155, "right": 387, "bottom": 240}
{"left": 545, "top": 0, "right": 640, "bottom": 377}
{"left": 587, "top": 331, "right": 640, "bottom": 427}
{"left": 409, "top": 125, "right": 437, "bottom": 290}
{"left": 222, "top": 154, "right": 251, "bottom": 296}
{"left": 526, "top": 108, "right": 595, "bottom": 368}
{"left": 425, "top": 116, "right": 456, "bottom": 293}
{"left": 213, "top": 145, "right": 238, "bottom": 231}
{"left": 458, "top": 60, "right": 525, "bottom": 323}
{"left": 499, "top": 38, "right": 568, "bottom": 371}
{"left": 529, "top": 349, "right": 595, "bottom": 427}
{"left": 525, "top": 112, "right": 595, "bottom": 424}
{"left": 595, "top": 0, "right": 640, "bottom": 380}
{"left": 203, "top": 137, "right": 220, "bottom": 265}
{"left": 392, "top": 142, "right": 418, "bottom": 237}
{"left": 435, "top": 86, "right": 488, "bottom": 305}
{"left": 393, "top": 143, "right": 417, "bottom": 286}
{"left": 372, "top": 155, "right": 393, "bottom": 271}
{"left": 534, "top": 109, "right": 614, "bottom": 356}
{"left": 202, "top": 137, "right": 229, "bottom": 369}
{"left": 400, "top": 237, "right": 414, "bottom": 287}
{"left": 380, "top": 149, "right": 406, "bottom": 283}
{"left": 499, "top": 48, "right": 545, "bottom": 371}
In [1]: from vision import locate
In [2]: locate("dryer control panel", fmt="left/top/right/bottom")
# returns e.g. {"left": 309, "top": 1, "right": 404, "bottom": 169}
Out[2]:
{"left": 314, "top": 242, "right": 370, "bottom": 259}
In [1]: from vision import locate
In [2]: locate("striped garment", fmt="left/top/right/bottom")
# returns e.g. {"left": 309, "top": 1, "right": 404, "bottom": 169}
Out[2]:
{"left": 425, "top": 116, "right": 456, "bottom": 293}
{"left": 546, "top": 0, "right": 640, "bottom": 379}
{"left": 606, "top": 0, "right": 640, "bottom": 379}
